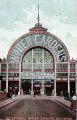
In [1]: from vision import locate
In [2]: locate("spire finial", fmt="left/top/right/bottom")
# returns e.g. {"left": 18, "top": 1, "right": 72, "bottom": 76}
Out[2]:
{"left": 37, "top": 4, "right": 40, "bottom": 27}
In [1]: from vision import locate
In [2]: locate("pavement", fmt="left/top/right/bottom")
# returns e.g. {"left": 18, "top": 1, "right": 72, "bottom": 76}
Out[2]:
{"left": 0, "top": 95, "right": 22, "bottom": 108}
{"left": 0, "top": 95, "right": 74, "bottom": 110}
{"left": 55, "top": 96, "right": 71, "bottom": 108}
{"left": 0, "top": 97, "right": 76, "bottom": 120}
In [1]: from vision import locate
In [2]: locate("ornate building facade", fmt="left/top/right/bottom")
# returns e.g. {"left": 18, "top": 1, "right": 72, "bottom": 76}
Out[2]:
{"left": 0, "top": 16, "right": 76, "bottom": 96}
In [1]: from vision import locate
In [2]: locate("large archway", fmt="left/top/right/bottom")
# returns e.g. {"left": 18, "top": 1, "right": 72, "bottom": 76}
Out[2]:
{"left": 6, "top": 27, "right": 70, "bottom": 96}
{"left": 21, "top": 47, "right": 54, "bottom": 95}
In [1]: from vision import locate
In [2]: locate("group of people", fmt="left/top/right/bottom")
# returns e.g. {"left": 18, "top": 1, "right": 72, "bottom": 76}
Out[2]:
{"left": 7, "top": 87, "right": 18, "bottom": 98}
{"left": 33, "top": 89, "right": 41, "bottom": 97}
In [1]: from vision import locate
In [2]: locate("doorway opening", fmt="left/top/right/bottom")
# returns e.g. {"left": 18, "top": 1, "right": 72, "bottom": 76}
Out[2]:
{"left": 45, "top": 81, "right": 53, "bottom": 96}
{"left": 21, "top": 80, "right": 31, "bottom": 94}
{"left": 33, "top": 82, "right": 41, "bottom": 95}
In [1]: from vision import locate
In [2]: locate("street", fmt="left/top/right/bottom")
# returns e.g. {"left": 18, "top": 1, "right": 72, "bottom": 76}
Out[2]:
{"left": 0, "top": 98, "right": 76, "bottom": 120}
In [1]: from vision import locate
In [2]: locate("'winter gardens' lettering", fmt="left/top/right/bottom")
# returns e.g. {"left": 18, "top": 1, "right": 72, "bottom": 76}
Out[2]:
{"left": 9, "top": 34, "right": 67, "bottom": 62}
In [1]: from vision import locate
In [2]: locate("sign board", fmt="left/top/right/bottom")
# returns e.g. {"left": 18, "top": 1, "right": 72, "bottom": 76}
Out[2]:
{"left": 8, "top": 34, "right": 68, "bottom": 62}
{"left": 21, "top": 72, "right": 54, "bottom": 80}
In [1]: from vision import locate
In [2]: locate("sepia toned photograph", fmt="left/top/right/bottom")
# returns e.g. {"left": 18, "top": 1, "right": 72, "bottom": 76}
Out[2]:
{"left": 0, "top": 0, "right": 77, "bottom": 120}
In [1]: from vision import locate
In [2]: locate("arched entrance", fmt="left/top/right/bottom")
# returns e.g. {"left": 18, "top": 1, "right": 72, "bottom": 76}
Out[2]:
{"left": 6, "top": 31, "right": 70, "bottom": 96}
{"left": 21, "top": 47, "right": 54, "bottom": 95}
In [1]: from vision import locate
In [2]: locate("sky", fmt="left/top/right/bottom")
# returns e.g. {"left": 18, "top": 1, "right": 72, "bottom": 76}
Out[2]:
{"left": 0, "top": 0, "right": 77, "bottom": 59}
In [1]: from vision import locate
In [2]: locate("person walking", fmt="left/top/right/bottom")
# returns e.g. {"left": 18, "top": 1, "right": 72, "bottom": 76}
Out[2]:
{"left": 70, "top": 94, "right": 77, "bottom": 110}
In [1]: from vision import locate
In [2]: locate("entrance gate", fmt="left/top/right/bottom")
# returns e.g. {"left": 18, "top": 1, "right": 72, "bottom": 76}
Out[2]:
{"left": 21, "top": 79, "right": 54, "bottom": 95}
{"left": 45, "top": 81, "right": 54, "bottom": 96}
{"left": 34, "top": 82, "right": 41, "bottom": 95}
{"left": 21, "top": 80, "right": 31, "bottom": 94}
{"left": 21, "top": 47, "right": 55, "bottom": 95}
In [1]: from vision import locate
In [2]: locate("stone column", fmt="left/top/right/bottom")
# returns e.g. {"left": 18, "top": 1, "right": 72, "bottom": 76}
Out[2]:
{"left": 31, "top": 80, "right": 33, "bottom": 95}
{"left": 31, "top": 49, "right": 34, "bottom": 95}
{"left": 54, "top": 62, "right": 56, "bottom": 96}
{"left": 6, "top": 62, "right": 8, "bottom": 92}
{"left": 68, "top": 62, "right": 70, "bottom": 97}
{"left": 18, "top": 62, "right": 21, "bottom": 95}
{"left": 41, "top": 80, "right": 44, "bottom": 95}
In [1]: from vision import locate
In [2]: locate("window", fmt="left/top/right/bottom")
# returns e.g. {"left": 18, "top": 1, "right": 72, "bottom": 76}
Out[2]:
{"left": 70, "top": 63, "right": 75, "bottom": 69}
{"left": 22, "top": 47, "right": 54, "bottom": 73}
{"left": 1, "top": 64, "right": 7, "bottom": 69}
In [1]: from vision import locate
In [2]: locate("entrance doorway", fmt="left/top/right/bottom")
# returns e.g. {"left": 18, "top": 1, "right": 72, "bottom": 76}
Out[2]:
{"left": 45, "top": 81, "right": 53, "bottom": 96}
{"left": 33, "top": 82, "right": 41, "bottom": 95}
{"left": 22, "top": 80, "right": 31, "bottom": 94}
